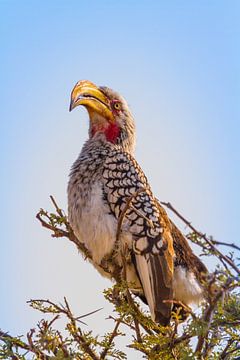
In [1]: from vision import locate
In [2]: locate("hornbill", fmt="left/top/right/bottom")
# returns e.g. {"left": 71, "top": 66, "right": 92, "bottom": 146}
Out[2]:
{"left": 68, "top": 80, "right": 207, "bottom": 325}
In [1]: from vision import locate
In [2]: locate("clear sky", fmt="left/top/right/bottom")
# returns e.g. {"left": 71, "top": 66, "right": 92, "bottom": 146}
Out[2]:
{"left": 1, "top": 1, "right": 239, "bottom": 358}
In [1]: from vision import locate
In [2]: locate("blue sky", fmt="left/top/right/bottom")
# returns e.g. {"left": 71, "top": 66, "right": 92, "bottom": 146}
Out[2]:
{"left": 1, "top": 1, "right": 239, "bottom": 357}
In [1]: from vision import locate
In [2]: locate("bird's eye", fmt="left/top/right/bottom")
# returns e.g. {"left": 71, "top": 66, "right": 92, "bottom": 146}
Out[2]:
{"left": 113, "top": 102, "right": 121, "bottom": 110}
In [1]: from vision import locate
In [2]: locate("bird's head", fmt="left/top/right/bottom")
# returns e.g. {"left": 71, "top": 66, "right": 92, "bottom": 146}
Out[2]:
{"left": 69, "top": 80, "right": 136, "bottom": 153}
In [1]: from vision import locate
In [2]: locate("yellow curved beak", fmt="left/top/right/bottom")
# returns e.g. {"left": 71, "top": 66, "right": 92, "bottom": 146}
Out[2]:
{"left": 69, "top": 80, "right": 114, "bottom": 122}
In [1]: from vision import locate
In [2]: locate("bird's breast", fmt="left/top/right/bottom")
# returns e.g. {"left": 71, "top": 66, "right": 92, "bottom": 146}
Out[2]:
{"left": 68, "top": 179, "right": 118, "bottom": 265}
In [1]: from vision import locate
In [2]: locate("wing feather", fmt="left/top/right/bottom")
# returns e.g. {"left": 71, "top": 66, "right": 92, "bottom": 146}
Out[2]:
{"left": 102, "top": 150, "right": 174, "bottom": 324}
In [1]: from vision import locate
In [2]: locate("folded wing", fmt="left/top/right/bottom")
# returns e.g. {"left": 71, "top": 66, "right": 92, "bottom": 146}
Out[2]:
{"left": 102, "top": 150, "right": 174, "bottom": 324}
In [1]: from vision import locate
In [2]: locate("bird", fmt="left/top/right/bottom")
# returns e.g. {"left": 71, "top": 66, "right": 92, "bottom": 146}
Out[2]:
{"left": 68, "top": 80, "right": 207, "bottom": 325}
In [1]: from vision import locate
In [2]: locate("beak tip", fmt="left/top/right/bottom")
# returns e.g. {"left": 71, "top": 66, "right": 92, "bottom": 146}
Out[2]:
{"left": 69, "top": 100, "right": 74, "bottom": 112}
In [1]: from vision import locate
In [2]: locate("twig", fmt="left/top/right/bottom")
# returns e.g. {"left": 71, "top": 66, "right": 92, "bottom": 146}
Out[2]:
{"left": 220, "top": 343, "right": 240, "bottom": 359}
{"left": 100, "top": 318, "right": 122, "bottom": 359}
{"left": 0, "top": 329, "right": 50, "bottom": 360}
{"left": 36, "top": 197, "right": 115, "bottom": 278}
{"left": 169, "top": 318, "right": 179, "bottom": 360}
{"left": 220, "top": 339, "right": 234, "bottom": 359}
{"left": 195, "top": 277, "right": 234, "bottom": 356}
{"left": 163, "top": 299, "right": 196, "bottom": 320}
{"left": 202, "top": 328, "right": 220, "bottom": 359}
{"left": 50, "top": 195, "right": 64, "bottom": 218}
{"left": 28, "top": 298, "right": 102, "bottom": 325}
{"left": 171, "top": 348, "right": 178, "bottom": 360}
{"left": 217, "top": 320, "right": 240, "bottom": 327}
{"left": 69, "top": 325, "right": 100, "bottom": 360}
{"left": 0, "top": 330, "right": 32, "bottom": 353}
{"left": 36, "top": 210, "right": 89, "bottom": 254}
{"left": 107, "top": 315, "right": 136, "bottom": 332}
{"left": 47, "top": 315, "right": 60, "bottom": 328}
{"left": 63, "top": 297, "right": 100, "bottom": 360}
{"left": 161, "top": 201, "right": 240, "bottom": 275}
{"left": 211, "top": 240, "right": 240, "bottom": 251}
{"left": 149, "top": 332, "right": 192, "bottom": 355}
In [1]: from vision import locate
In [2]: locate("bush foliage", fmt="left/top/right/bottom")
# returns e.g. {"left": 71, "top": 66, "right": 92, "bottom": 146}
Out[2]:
{"left": 1, "top": 196, "right": 239, "bottom": 359}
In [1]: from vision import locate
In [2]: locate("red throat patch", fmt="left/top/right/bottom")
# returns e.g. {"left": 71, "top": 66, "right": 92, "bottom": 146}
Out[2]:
{"left": 105, "top": 123, "right": 120, "bottom": 143}
{"left": 91, "top": 122, "right": 120, "bottom": 143}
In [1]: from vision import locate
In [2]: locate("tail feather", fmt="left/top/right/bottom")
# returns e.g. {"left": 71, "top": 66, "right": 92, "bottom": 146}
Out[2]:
{"left": 135, "top": 252, "right": 173, "bottom": 325}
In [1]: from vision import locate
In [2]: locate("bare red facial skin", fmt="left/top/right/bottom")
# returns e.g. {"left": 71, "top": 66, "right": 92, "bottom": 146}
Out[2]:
{"left": 105, "top": 122, "right": 120, "bottom": 143}
{"left": 91, "top": 122, "right": 120, "bottom": 144}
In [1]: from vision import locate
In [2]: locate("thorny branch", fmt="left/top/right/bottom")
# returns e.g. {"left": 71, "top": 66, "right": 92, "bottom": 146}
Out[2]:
{"left": 36, "top": 196, "right": 92, "bottom": 260}
{"left": 29, "top": 298, "right": 102, "bottom": 360}
{"left": 36, "top": 196, "right": 115, "bottom": 279}
{"left": 1, "top": 195, "right": 239, "bottom": 359}
{"left": 160, "top": 201, "right": 240, "bottom": 275}
{"left": 99, "top": 318, "right": 122, "bottom": 359}
{"left": 36, "top": 196, "right": 239, "bottom": 358}
{"left": 0, "top": 330, "right": 45, "bottom": 358}
{"left": 195, "top": 277, "right": 236, "bottom": 356}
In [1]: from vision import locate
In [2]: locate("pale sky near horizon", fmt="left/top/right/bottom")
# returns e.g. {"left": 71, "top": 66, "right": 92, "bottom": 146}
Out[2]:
{"left": 1, "top": 1, "right": 239, "bottom": 358}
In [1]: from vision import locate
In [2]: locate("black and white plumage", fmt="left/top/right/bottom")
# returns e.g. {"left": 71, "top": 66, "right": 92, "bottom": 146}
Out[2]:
{"left": 68, "top": 80, "right": 207, "bottom": 325}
